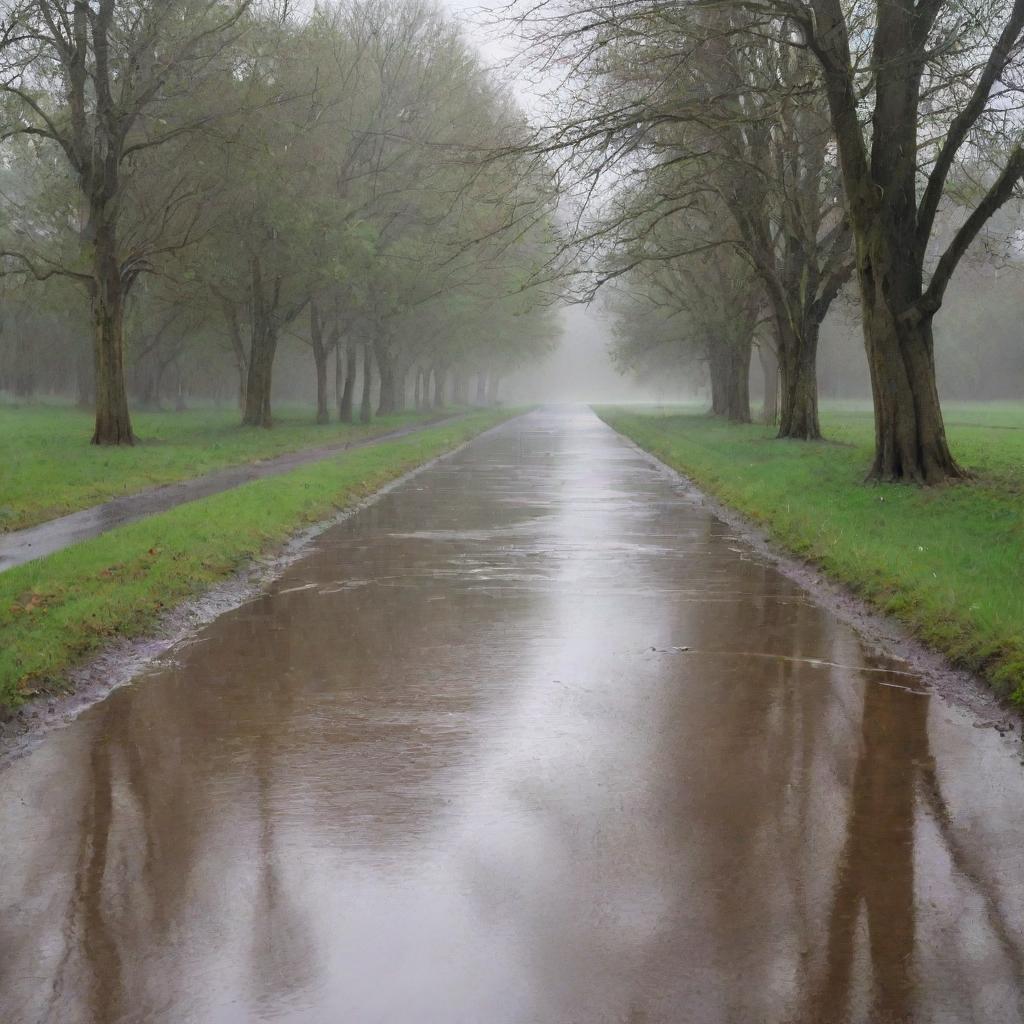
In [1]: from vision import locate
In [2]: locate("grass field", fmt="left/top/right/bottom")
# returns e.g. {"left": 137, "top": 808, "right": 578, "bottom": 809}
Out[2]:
{"left": 0, "top": 408, "right": 515, "bottom": 712}
{"left": 597, "top": 402, "right": 1024, "bottom": 704}
{"left": 0, "top": 403, "right": 459, "bottom": 533}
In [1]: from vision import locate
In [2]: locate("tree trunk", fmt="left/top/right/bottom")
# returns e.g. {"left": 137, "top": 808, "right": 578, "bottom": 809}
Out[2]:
{"left": 242, "top": 318, "right": 277, "bottom": 428}
{"left": 776, "top": 320, "right": 820, "bottom": 440}
{"left": 360, "top": 342, "right": 373, "bottom": 424}
{"left": 707, "top": 339, "right": 751, "bottom": 423}
{"left": 376, "top": 343, "right": 396, "bottom": 416}
{"left": 475, "top": 372, "right": 487, "bottom": 404}
{"left": 335, "top": 333, "right": 345, "bottom": 420}
{"left": 724, "top": 349, "right": 751, "bottom": 423}
{"left": 758, "top": 344, "right": 779, "bottom": 426}
{"left": 413, "top": 367, "right": 422, "bottom": 409}
{"left": 90, "top": 222, "right": 135, "bottom": 445}
{"left": 433, "top": 366, "right": 446, "bottom": 409}
{"left": 314, "top": 348, "right": 329, "bottom": 423}
{"left": 310, "top": 301, "right": 330, "bottom": 425}
{"left": 861, "top": 294, "right": 964, "bottom": 484}
{"left": 339, "top": 341, "right": 356, "bottom": 423}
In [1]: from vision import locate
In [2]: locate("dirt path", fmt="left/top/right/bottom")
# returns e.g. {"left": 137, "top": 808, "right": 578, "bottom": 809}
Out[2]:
{"left": 0, "top": 413, "right": 464, "bottom": 571}
{"left": 1, "top": 409, "right": 1021, "bottom": 1024}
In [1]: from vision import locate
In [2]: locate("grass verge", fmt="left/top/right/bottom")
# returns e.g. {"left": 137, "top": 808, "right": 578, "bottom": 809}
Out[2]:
{"left": 0, "top": 408, "right": 516, "bottom": 712}
{"left": 596, "top": 405, "right": 1024, "bottom": 704}
{"left": 0, "top": 403, "right": 461, "bottom": 533}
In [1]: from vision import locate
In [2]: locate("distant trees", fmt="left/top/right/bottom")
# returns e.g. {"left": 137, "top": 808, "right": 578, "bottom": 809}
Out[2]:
{"left": 602, "top": 11, "right": 851, "bottom": 437}
{"left": 0, "top": 0, "right": 559, "bottom": 440}
{"left": 603, "top": 184, "right": 766, "bottom": 422}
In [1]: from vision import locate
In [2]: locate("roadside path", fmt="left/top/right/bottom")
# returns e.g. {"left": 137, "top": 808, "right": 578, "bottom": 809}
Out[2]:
{"left": 0, "top": 412, "right": 465, "bottom": 571}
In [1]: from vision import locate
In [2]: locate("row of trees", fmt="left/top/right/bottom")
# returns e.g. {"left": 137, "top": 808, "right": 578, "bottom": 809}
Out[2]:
{"left": 0, "top": 0, "right": 559, "bottom": 442}
{"left": 520, "top": 0, "right": 1024, "bottom": 482}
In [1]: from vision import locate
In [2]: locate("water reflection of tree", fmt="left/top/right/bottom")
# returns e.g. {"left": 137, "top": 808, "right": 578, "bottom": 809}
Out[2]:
{"left": 816, "top": 677, "right": 1024, "bottom": 1023}
{"left": 243, "top": 654, "right": 319, "bottom": 1009}
{"left": 50, "top": 738, "right": 123, "bottom": 1024}
{"left": 43, "top": 591, "right": 323, "bottom": 1022}
{"left": 816, "top": 682, "right": 924, "bottom": 1022}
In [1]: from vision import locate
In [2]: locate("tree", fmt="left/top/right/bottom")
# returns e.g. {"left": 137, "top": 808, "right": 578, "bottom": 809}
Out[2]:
{"left": 697, "top": 26, "right": 853, "bottom": 438}
{"left": 0, "top": 0, "right": 251, "bottom": 443}
{"left": 779, "top": 0, "right": 1024, "bottom": 480}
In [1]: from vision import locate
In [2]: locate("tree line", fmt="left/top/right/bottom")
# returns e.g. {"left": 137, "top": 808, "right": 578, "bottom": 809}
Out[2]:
{"left": 518, "top": 0, "right": 1024, "bottom": 483}
{"left": 0, "top": 0, "right": 560, "bottom": 443}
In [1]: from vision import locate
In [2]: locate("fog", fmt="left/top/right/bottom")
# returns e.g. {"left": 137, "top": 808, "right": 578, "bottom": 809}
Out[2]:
{"left": 505, "top": 306, "right": 659, "bottom": 404}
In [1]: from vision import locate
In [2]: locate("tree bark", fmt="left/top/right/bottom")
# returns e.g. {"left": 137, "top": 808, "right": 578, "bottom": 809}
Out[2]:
{"left": 861, "top": 289, "right": 964, "bottom": 483}
{"left": 433, "top": 365, "right": 446, "bottom": 409}
{"left": 776, "top": 319, "right": 821, "bottom": 439}
{"left": 475, "top": 372, "right": 487, "bottom": 405}
{"left": 375, "top": 341, "right": 396, "bottom": 416}
{"left": 90, "top": 221, "right": 135, "bottom": 445}
{"left": 360, "top": 342, "right": 373, "bottom": 424}
{"left": 335, "top": 332, "right": 345, "bottom": 420}
{"left": 242, "top": 318, "right": 277, "bottom": 428}
{"left": 310, "top": 301, "right": 330, "bottom": 425}
{"left": 240, "top": 258, "right": 307, "bottom": 429}
{"left": 413, "top": 367, "right": 422, "bottom": 410}
{"left": 339, "top": 341, "right": 356, "bottom": 423}
{"left": 707, "top": 338, "right": 751, "bottom": 423}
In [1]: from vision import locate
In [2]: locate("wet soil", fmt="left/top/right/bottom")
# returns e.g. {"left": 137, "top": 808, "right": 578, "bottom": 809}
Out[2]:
{"left": 0, "top": 413, "right": 463, "bottom": 572}
{"left": 1, "top": 409, "right": 1022, "bottom": 1024}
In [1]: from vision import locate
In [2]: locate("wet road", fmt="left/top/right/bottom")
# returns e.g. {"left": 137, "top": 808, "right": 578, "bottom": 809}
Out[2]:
{"left": 0, "top": 414, "right": 461, "bottom": 572}
{"left": 2, "top": 409, "right": 1023, "bottom": 1024}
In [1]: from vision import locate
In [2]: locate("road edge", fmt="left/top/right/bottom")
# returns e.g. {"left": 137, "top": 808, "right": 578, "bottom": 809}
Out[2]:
{"left": 598, "top": 411, "right": 1024, "bottom": 739}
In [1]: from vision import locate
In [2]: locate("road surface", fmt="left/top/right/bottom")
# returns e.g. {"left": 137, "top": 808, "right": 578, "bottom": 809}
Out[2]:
{"left": 1, "top": 409, "right": 1022, "bottom": 1024}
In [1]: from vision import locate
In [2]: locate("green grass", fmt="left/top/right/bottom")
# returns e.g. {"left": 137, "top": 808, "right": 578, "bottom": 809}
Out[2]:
{"left": 0, "top": 402, "right": 460, "bottom": 532}
{"left": 597, "top": 402, "right": 1024, "bottom": 704}
{"left": 0, "top": 408, "right": 515, "bottom": 712}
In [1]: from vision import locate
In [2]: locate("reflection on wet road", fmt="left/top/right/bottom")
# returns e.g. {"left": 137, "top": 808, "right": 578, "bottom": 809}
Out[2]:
{"left": 1, "top": 409, "right": 1022, "bottom": 1024}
